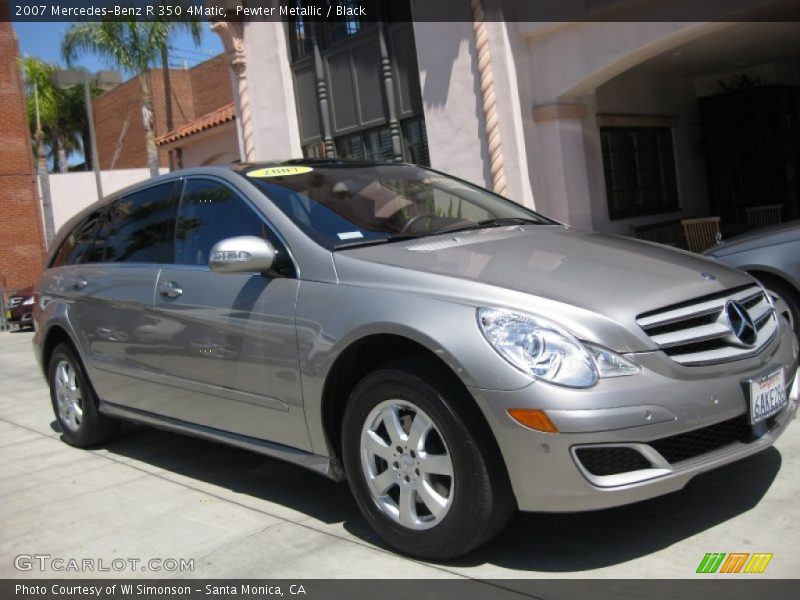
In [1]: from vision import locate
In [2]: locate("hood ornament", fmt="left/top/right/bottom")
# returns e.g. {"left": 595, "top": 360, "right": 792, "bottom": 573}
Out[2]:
{"left": 724, "top": 300, "right": 757, "bottom": 347}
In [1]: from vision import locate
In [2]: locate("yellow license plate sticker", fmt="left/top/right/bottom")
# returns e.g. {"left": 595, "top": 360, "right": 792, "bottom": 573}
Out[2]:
{"left": 247, "top": 166, "right": 313, "bottom": 178}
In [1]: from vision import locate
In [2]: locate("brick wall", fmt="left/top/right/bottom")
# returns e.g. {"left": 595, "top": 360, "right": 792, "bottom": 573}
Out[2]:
{"left": 94, "top": 54, "right": 232, "bottom": 170}
{"left": 93, "top": 76, "right": 149, "bottom": 170}
{"left": 190, "top": 54, "right": 233, "bottom": 117}
{"left": 0, "top": 17, "right": 47, "bottom": 293}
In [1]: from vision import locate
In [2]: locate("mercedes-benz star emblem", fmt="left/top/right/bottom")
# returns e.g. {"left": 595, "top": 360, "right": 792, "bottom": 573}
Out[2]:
{"left": 700, "top": 272, "right": 716, "bottom": 281}
{"left": 725, "top": 300, "right": 757, "bottom": 346}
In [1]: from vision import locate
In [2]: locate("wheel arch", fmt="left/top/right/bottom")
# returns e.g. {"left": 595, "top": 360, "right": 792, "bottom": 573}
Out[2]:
{"left": 746, "top": 269, "right": 800, "bottom": 298}
{"left": 319, "top": 332, "right": 510, "bottom": 487}
{"left": 41, "top": 324, "right": 78, "bottom": 378}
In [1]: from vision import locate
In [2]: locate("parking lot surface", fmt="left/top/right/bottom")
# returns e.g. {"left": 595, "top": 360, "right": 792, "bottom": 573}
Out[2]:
{"left": 1, "top": 330, "right": 798, "bottom": 579}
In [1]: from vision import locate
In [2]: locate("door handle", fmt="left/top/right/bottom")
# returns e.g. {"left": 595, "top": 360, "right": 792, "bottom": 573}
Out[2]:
{"left": 72, "top": 277, "right": 87, "bottom": 290}
{"left": 159, "top": 280, "right": 183, "bottom": 299}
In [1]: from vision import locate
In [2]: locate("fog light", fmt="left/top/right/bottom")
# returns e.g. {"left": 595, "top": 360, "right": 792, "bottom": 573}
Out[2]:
{"left": 508, "top": 409, "right": 558, "bottom": 433}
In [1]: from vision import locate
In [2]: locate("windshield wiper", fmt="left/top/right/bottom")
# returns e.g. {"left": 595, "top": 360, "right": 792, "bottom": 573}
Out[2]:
{"left": 333, "top": 233, "right": 421, "bottom": 250}
{"left": 435, "top": 217, "right": 543, "bottom": 235}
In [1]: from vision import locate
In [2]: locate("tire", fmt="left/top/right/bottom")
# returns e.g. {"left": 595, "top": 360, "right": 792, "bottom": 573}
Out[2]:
{"left": 754, "top": 274, "right": 800, "bottom": 339}
{"left": 48, "top": 343, "right": 120, "bottom": 447}
{"left": 341, "top": 360, "right": 515, "bottom": 560}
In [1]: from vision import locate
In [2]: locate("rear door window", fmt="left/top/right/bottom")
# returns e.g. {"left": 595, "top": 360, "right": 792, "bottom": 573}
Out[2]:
{"left": 95, "top": 182, "right": 178, "bottom": 264}
{"left": 50, "top": 210, "right": 103, "bottom": 267}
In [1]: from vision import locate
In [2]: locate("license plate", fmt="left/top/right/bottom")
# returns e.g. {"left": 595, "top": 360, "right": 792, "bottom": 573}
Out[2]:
{"left": 749, "top": 369, "right": 787, "bottom": 424}
{"left": 4, "top": 310, "right": 9, "bottom": 319}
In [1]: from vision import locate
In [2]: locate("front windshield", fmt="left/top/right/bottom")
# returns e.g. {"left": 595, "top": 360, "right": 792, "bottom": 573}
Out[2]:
{"left": 243, "top": 163, "right": 554, "bottom": 250}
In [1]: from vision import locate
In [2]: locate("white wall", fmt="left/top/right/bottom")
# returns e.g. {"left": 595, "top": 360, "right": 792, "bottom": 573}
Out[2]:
{"left": 180, "top": 123, "right": 240, "bottom": 167}
{"left": 243, "top": 22, "right": 303, "bottom": 160}
{"left": 517, "top": 21, "right": 732, "bottom": 103}
{"left": 47, "top": 168, "right": 167, "bottom": 233}
{"left": 412, "top": 20, "right": 490, "bottom": 189}
{"left": 411, "top": 17, "right": 535, "bottom": 208}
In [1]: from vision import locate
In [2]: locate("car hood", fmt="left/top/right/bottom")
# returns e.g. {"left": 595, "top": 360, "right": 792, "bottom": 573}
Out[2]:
{"left": 9, "top": 286, "right": 34, "bottom": 300}
{"left": 705, "top": 220, "right": 800, "bottom": 257}
{"left": 333, "top": 225, "right": 755, "bottom": 349}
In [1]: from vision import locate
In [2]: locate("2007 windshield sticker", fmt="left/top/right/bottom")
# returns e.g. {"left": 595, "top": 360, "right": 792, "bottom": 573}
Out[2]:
{"left": 247, "top": 166, "right": 314, "bottom": 178}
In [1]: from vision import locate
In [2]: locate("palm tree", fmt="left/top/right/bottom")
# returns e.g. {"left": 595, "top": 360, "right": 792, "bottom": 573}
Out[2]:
{"left": 20, "top": 57, "right": 58, "bottom": 244}
{"left": 59, "top": 81, "right": 103, "bottom": 171}
{"left": 21, "top": 57, "right": 91, "bottom": 173}
{"left": 52, "top": 83, "right": 92, "bottom": 172}
{"left": 62, "top": 20, "right": 202, "bottom": 177}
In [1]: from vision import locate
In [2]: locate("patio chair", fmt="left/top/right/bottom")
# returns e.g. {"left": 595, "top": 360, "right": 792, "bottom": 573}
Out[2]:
{"left": 745, "top": 204, "right": 782, "bottom": 229}
{"left": 682, "top": 216, "right": 721, "bottom": 253}
{"left": 628, "top": 219, "right": 684, "bottom": 248}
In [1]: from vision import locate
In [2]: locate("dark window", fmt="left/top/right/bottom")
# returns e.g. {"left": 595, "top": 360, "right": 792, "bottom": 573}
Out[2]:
{"left": 174, "top": 179, "right": 294, "bottom": 275}
{"left": 327, "top": 0, "right": 368, "bottom": 43}
{"left": 96, "top": 183, "right": 177, "bottom": 263}
{"left": 50, "top": 210, "right": 103, "bottom": 267}
{"left": 601, "top": 127, "right": 679, "bottom": 220}
{"left": 288, "top": 4, "right": 313, "bottom": 61}
{"left": 288, "top": 1, "right": 374, "bottom": 60}
{"left": 336, "top": 127, "right": 394, "bottom": 161}
{"left": 403, "top": 117, "right": 429, "bottom": 166}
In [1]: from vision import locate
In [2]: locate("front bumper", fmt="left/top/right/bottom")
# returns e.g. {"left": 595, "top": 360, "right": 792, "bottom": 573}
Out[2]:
{"left": 5, "top": 307, "right": 33, "bottom": 327}
{"left": 472, "top": 323, "right": 799, "bottom": 512}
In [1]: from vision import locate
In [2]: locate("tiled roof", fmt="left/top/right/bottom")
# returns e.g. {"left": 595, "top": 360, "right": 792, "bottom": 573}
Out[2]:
{"left": 156, "top": 102, "right": 236, "bottom": 145}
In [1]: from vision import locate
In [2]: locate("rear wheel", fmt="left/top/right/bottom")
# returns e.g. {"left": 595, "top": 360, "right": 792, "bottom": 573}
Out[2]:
{"left": 49, "top": 344, "right": 120, "bottom": 447}
{"left": 341, "top": 362, "right": 515, "bottom": 559}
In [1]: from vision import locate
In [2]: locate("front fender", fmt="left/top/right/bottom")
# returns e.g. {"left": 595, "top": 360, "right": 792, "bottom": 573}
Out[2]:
{"left": 295, "top": 280, "right": 534, "bottom": 455}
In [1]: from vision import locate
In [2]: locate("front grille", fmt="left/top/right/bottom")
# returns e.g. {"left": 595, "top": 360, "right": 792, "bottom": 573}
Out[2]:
{"left": 636, "top": 285, "right": 777, "bottom": 366}
{"left": 575, "top": 447, "right": 651, "bottom": 476}
{"left": 649, "top": 415, "right": 754, "bottom": 464}
{"left": 7, "top": 296, "right": 23, "bottom": 307}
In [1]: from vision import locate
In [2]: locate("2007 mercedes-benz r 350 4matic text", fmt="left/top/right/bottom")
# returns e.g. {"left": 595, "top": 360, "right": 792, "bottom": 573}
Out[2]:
{"left": 33, "top": 161, "right": 798, "bottom": 559}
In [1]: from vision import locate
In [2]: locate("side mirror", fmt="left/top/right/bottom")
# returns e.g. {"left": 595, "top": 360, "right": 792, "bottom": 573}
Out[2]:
{"left": 209, "top": 236, "right": 276, "bottom": 274}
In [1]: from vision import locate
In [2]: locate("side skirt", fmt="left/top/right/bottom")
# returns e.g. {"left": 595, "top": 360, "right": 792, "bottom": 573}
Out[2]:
{"left": 99, "top": 400, "right": 346, "bottom": 481}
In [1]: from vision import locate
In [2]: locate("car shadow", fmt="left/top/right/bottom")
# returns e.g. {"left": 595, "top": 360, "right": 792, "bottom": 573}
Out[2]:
{"left": 449, "top": 447, "right": 782, "bottom": 571}
{"left": 90, "top": 422, "right": 781, "bottom": 570}
{"left": 93, "top": 423, "right": 366, "bottom": 527}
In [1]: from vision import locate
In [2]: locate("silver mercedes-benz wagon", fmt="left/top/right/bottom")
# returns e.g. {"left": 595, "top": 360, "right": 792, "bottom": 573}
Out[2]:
{"left": 33, "top": 161, "right": 799, "bottom": 559}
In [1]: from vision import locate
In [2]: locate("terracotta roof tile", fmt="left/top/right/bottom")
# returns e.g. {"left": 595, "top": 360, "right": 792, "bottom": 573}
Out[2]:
{"left": 156, "top": 102, "right": 236, "bottom": 145}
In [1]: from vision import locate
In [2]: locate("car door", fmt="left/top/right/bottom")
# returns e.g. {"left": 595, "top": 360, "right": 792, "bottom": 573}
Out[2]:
{"left": 68, "top": 181, "right": 180, "bottom": 409}
{"left": 151, "top": 177, "right": 310, "bottom": 451}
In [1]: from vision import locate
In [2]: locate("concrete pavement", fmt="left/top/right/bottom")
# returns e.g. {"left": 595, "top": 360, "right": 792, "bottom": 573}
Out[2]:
{"left": 1, "top": 329, "right": 798, "bottom": 579}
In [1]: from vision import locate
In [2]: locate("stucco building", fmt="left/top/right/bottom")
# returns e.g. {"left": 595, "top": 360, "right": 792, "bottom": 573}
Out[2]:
{"left": 212, "top": 0, "right": 800, "bottom": 237}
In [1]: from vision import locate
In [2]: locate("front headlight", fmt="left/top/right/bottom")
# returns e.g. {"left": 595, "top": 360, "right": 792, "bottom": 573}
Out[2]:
{"left": 22, "top": 297, "right": 35, "bottom": 306}
{"left": 477, "top": 308, "right": 640, "bottom": 388}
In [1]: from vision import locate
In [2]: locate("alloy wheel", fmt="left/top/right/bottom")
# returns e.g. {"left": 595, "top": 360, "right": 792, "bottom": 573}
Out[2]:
{"left": 54, "top": 360, "right": 83, "bottom": 432}
{"left": 360, "top": 399, "right": 454, "bottom": 530}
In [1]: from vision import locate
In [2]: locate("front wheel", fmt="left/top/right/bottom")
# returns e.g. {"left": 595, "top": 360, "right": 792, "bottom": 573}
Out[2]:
{"left": 341, "top": 362, "right": 514, "bottom": 559}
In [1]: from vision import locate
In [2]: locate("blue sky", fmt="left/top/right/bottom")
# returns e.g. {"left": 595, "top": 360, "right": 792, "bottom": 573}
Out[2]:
{"left": 13, "top": 22, "right": 224, "bottom": 75}
{"left": 13, "top": 22, "right": 224, "bottom": 166}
